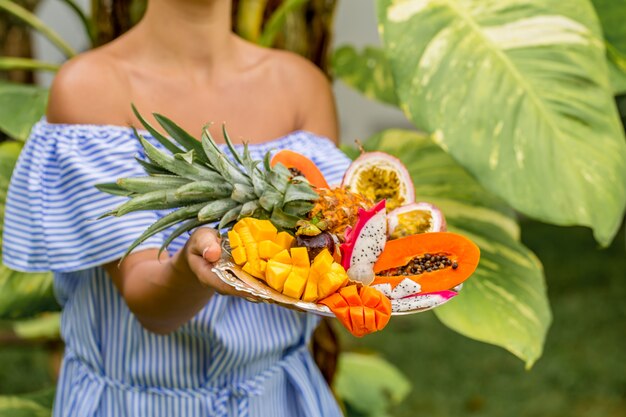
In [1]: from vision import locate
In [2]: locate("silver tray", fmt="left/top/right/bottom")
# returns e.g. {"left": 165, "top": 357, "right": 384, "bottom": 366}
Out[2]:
{"left": 211, "top": 253, "right": 461, "bottom": 317}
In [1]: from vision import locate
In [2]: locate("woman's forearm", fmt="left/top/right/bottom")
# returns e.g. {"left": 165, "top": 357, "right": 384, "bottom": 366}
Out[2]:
{"left": 109, "top": 249, "right": 214, "bottom": 334}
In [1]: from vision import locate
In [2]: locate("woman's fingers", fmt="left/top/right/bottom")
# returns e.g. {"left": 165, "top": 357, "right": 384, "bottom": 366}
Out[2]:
{"left": 185, "top": 227, "right": 264, "bottom": 302}
{"left": 188, "top": 227, "right": 222, "bottom": 260}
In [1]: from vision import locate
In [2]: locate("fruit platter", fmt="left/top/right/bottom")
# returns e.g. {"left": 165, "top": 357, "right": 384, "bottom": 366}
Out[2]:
{"left": 97, "top": 109, "right": 480, "bottom": 337}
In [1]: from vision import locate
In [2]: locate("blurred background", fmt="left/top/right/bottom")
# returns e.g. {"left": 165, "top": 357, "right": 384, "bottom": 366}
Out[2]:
{"left": 1, "top": 0, "right": 625, "bottom": 416}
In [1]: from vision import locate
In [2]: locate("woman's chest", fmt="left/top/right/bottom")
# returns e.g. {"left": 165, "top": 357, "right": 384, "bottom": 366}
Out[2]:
{"left": 127, "top": 72, "right": 298, "bottom": 143}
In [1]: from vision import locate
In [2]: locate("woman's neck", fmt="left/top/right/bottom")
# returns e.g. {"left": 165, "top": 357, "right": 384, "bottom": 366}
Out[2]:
{"left": 132, "top": 0, "right": 236, "bottom": 71}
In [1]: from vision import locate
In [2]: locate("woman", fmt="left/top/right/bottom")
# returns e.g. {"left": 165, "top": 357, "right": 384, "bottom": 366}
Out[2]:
{"left": 2, "top": 0, "right": 349, "bottom": 415}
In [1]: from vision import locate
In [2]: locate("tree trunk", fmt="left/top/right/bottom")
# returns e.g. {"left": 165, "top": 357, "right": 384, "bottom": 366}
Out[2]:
{"left": 0, "top": 0, "right": 39, "bottom": 83}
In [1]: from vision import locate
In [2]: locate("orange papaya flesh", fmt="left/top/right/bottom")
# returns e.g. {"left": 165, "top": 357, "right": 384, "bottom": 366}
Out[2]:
{"left": 270, "top": 150, "right": 330, "bottom": 189}
{"left": 373, "top": 232, "right": 480, "bottom": 293}
{"left": 319, "top": 285, "right": 392, "bottom": 337}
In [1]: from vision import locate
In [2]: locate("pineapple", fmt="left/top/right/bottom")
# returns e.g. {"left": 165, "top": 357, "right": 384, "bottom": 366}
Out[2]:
{"left": 307, "top": 188, "right": 372, "bottom": 239}
{"left": 97, "top": 107, "right": 319, "bottom": 259}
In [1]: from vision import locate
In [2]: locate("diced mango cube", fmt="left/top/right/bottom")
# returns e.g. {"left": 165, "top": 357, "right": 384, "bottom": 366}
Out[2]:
{"left": 247, "top": 219, "right": 277, "bottom": 242}
{"left": 290, "top": 247, "right": 310, "bottom": 267}
{"left": 259, "top": 260, "right": 267, "bottom": 273}
{"left": 275, "top": 231, "right": 295, "bottom": 250}
{"left": 318, "top": 269, "right": 348, "bottom": 299}
{"left": 243, "top": 261, "right": 264, "bottom": 280}
{"left": 266, "top": 260, "right": 292, "bottom": 292}
{"left": 259, "top": 240, "right": 284, "bottom": 259}
{"left": 273, "top": 249, "right": 292, "bottom": 264}
{"left": 231, "top": 246, "right": 247, "bottom": 265}
{"left": 312, "top": 249, "right": 334, "bottom": 274}
{"left": 282, "top": 269, "right": 307, "bottom": 299}
{"left": 233, "top": 219, "right": 249, "bottom": 233}
{"left": 302, "top": 269, "right": 320, "bottom": 302}
{"left": 228, "top": 230, "right": 242, "bottom": 248}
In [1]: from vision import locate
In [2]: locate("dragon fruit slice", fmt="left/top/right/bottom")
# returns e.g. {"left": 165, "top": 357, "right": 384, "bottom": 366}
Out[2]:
{"left": 340, "top": 200, "right": 387, "bottom": 285}
{"left": 371, "top": 278, "right": 422, "bottom": 300}
{"left": 391, "top": 290, "right": 457, "bottom": 312}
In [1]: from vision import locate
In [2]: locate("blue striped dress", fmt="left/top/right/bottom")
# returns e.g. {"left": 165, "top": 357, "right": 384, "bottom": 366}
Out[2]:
{"left": 2, "top": 120, "right": 351, "bottom": 417}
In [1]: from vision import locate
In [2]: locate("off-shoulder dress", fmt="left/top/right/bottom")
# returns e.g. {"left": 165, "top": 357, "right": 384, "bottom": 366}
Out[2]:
{"left": 2, "top": 120, "right": 350, "bottom": 417}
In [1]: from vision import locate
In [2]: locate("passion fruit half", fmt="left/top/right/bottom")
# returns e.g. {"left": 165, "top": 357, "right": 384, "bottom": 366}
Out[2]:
{"left": 387, "top": 202, "right": 446, "bottom": 239}
{"left": 341, "top": 152, "right": 415, "bottom": 212}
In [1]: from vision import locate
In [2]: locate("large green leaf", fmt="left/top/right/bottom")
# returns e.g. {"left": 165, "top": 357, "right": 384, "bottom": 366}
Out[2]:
{"left": 331, "top": 46, "right": 399, "bottom": 106}
{"left": 0, "top": 82, "right": 48, "bottom": 141}
{"left": 591, "top": 0, "right": 626, "bottom": 57}
{"left": 357, "top": 129, "right": 551, "bottom": 367}
{"left": 0, "top": 388, "right": 55, "bottom": 417}
{"left": 334, "top": 352, "right": 411, "bottom": 417}
{"left": 608, "top": 55, "right": 626, "bottom": 95}
{"left": 259, "top": 0, "right": 308, "bottom": 47}
{"left": 12, "top": 312, "right": 61, "bottom": 339}
{"left": 0, "top": 267, "right": 58, "bottom": 320}
{"left": 377, "top": 0, "right": 626, "bottom": 247}
{"left": 592, "top": 0, "right": 626, "bottom": 95}
{"left": 0, "top": 142, "right": 58, "bottom": 319}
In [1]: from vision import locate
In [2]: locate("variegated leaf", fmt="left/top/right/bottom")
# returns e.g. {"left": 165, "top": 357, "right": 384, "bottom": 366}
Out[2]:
{"left": 377, "top": 0, "right": 626, "bottom": 246}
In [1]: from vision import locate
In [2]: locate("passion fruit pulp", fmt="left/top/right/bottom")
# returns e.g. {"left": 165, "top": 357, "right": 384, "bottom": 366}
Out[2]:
{"left": 387, "top": 202, "right": 446, "bottom": 239}
{"left": 341, "top": 152, "right": 415, "bottom": 212}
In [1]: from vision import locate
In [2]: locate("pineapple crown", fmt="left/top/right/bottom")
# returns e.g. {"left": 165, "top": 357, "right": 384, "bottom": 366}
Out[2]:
{"left": 96, "top": 105, "right": 319, "bottom": 259}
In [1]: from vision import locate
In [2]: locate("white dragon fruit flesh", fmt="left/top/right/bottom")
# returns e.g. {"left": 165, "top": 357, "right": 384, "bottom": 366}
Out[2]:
{"left": 340, "top": 200, "right": 387, "bottom": 285}
{"left": 372, "top": 278, "right": 422, "bottom": 300}
{"left": 391, "top": 290, "right": 457, "bottom": 313}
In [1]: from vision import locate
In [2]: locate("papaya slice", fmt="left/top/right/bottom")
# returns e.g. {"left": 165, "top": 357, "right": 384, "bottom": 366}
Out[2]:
{"left": 373, "top": 232, "right": 480, "bottom": 293}
{"left": 270, "top": 150, "right": 330, "bottom": 189}
{"left": 319, "top": 285, "right": 392, "bottom": 337}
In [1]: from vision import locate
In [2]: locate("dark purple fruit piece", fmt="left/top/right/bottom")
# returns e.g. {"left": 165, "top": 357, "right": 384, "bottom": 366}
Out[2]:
{"left": 295, "top": 232, "right": 335, "bottom": 260}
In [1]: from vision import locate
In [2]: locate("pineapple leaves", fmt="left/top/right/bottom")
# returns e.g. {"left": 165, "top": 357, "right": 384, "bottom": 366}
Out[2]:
{"left": 152, "top": 113, "right": 210, "bottom": 164}
{"left": 219, "top": 205, "right": 243, "bottom": 230}
{"left": 117, "top": 176, "right": 192, "bottom": 194}
{"left": 122, "top": 203, "right": 206, "bottom": 262}
{"left": 131, "top": 105, "right": 183, "bottom": 156}
{"left": 134, "top": 156, "right": 172, "bottom": 176}
{"left": 222, "top": 124, "right": 245, "bottom": 166}
{"left": 158, "top": 218, "right": 207, "bottom": 257}
{"left": 175, "top": 181, "right": 232, "bottom": 200}
{"left": 270, "top": 207, "right": 301, "bottom": 229}
{"left": 140, "top": 136, "right": 221, "bottom": 182}
{"left": 283, "top": 181, "right": 319, "bottom": 204}
{"left": 99, "top": 108, "right": 321, "bottom": 256}
{"left": 198, "top": 199, "right": 239, "bottom": 222}
{"left": 95, "top": 182, "right": 134, "bottom": 197}
{"left": 114, "top": 189, "right": 205, "bottom": 216}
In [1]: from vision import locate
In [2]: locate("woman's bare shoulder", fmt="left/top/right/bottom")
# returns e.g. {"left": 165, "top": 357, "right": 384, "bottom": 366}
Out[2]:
{"left": 47, "top": 47, "right": 131, "bottom": 125}
{"left": 263, "top": 48, "right": 337, "bottom": 141}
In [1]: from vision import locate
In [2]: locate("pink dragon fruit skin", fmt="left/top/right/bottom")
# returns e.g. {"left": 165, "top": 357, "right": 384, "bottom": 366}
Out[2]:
{"left": 340, "top": 200, "right": 387, "bottom": 285}
{"left": 391, "top": 290, "right": 457, "bottom": 312}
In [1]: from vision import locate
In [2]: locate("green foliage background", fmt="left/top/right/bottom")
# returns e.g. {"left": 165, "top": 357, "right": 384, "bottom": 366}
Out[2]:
{"left": 1, "top": 0, "right": 626, "bottom": 415}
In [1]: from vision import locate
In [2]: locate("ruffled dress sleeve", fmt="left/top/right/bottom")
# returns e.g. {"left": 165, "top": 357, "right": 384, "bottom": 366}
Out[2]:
{"left": 2, "top": 120, "right": 165, "bottom": 273}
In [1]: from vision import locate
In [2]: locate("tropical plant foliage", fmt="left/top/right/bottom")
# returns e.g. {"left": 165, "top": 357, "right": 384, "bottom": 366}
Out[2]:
{"left": 334, "top": 0, "right": 626, "bottom": 365}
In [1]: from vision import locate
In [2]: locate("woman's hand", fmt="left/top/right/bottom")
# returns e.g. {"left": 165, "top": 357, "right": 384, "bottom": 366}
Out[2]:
{"left": 178, "top": 227, "right": 251, "bottom": 297}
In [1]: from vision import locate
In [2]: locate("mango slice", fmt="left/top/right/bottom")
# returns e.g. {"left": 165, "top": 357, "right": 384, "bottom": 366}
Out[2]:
{"left": 275, "top": 231, "right": 295, "bottom": 250}
{"left": 319, "top": 285, "right": 392, "bottom": 337}
{"left": 266, "top": 259, "right": 292, "bottom": 292}
{"left": 259, "top": 240, "right": 283, "bottom": 259}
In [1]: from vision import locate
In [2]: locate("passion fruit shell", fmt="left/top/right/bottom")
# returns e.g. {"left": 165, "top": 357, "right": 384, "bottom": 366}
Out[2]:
{"left": 387, "top": 202, "right": 446, "bottom": 239}
{"left": 341, "top": 152, "right": 415, "bottom": 212}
